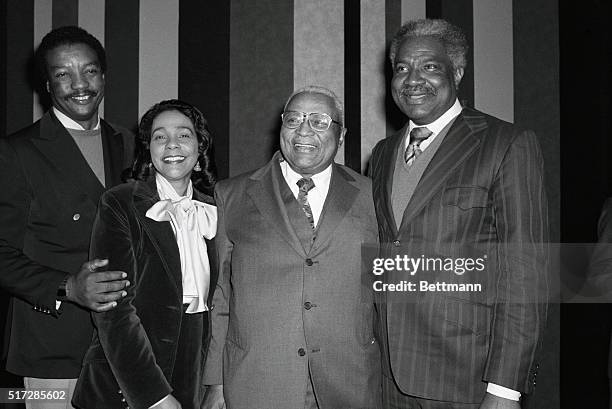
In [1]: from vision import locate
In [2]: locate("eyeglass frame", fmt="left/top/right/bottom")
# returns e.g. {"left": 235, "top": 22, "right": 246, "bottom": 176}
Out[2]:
{"left": 281, "top": 111, "right": 342, "bottom": 131}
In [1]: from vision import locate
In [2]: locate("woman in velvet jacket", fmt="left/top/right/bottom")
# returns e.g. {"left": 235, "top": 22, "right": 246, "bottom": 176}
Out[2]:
{"left": 73, "top": 100, "right": 218, "bottom": 409}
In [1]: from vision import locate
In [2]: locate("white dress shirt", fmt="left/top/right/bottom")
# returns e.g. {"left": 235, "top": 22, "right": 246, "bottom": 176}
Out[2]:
{"left": 280, "top": 159, "right": 332, "bottom": 228}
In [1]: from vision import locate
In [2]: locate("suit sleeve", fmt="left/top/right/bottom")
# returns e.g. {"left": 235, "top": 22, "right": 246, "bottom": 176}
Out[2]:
{"left": 90, "top": 190, "right": 172, "bottom": 409}
{"left": 483, "top": 129, "right": 549, "bottom": 393}
{"left": 0, "top": 139, "right": 67, "bottom": 313}
{"left": 202, "top": 184, "right": 232, "bottom": 385}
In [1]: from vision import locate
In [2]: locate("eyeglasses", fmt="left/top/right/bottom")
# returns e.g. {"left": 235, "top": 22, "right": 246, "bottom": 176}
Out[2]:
{"left": 281, "top": 111, "right": 341, "bottom": 132}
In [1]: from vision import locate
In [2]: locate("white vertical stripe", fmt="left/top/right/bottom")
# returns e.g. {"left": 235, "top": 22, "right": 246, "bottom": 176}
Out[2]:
{"left": 294, "top": 0, "right": 345, "bottom": 165}
{"left": 139, "top": 0, "right": 179, "bottom": 118}
{"left": 360, "top": 0, "right": 386, "bottom": 173}
{"left": 473, "top": 0, "right": 513, "bottom": 122}
{"left": 33, "top": 0, "right": 53, "bottom": 122}
{"left": 401, "top": 0, "right": 426, "bottom": 22}
{"left": 78, "top": 0, "right": 106, "bottom": 118}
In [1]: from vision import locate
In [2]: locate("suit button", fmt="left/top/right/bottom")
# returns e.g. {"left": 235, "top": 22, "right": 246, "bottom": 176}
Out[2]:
{"left": 305, "top": 258, "right": 313, "bottom": 266}
{"left": 72, "top": 213, "right": 81, "bottom": 221}
{"left": 393, "top": 240, "right": 400, "bottom": 247}
{"left": 298, "top": 348, "right": 306, "bottom": 356}
{"left": 304, "top": 302, "right": 312, "bottom": 310}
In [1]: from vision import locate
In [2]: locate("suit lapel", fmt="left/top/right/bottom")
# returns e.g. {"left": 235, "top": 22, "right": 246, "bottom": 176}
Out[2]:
{"left": 32, "top": 112, "right": 105, "bottom": 203}
{"left": 375, "top": 126, "right": 406, "bottom": 238}
{"left": 312, "top": 164, "right": 359, "bottom": 253}
{"left": 133, "top": 179, "right": 182, "bottom": 294}
{"left": 246, "top": 154, "right": 308, "bottom": 257}
{"left": 101, "top": 120, "right": 126, "bottom": 187}
{"left": 399, "top": 109, "right": 485, "bottom": 228}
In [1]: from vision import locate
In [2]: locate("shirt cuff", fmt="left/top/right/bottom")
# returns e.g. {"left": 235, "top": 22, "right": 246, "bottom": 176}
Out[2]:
{"left": 486, "top": 383, "right": 521, "bottom": 401}
{"left": 149, "top": 394, "right": 171, "bottom": 408}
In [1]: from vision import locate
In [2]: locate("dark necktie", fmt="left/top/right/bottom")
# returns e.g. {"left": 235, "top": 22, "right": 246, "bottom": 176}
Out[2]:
{"left": 404, "top": 126, "right": 433, "bottom": 166}
{"left": 297, "top": 177, "right": 316, "bottom": 229}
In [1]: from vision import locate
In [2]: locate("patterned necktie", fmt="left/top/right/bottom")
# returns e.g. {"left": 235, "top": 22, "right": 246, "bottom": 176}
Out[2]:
{"left": 297, "top": 177, "right": 316, "bottom": 229}
{"left": 404, "top": 126, "right": 433, "bottom": 166}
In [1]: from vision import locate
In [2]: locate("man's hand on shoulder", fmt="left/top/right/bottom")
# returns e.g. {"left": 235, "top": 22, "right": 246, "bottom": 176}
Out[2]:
{"left": 201, "top": 385, "right": 225, "bottom": 409}
{"left": 479, "top": 393, "right": 521, "bottom": 409}
{"left": 65, "top": 258, "right": 130, "bottom": 312}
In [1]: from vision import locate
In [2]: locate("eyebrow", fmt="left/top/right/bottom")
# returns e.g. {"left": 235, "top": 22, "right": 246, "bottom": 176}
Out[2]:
{"left": 152, "top": 126, "right": 194, "bottom": 133}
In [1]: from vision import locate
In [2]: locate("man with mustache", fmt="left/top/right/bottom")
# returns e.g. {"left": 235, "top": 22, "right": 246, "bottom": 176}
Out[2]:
{"left": 369, "top": 19, "right": 548, "bottom": 408}
{"left": 202, "top": 86, "right": 381, "bottom": 409}
{"left": 0, "top": 26, "right": 131, "bottom": 407}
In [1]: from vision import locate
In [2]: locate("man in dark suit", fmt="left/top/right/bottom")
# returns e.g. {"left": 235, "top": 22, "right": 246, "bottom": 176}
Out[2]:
{"left": 203, "top": 86, "right": 381, "bottom": 409}
{"left": 369, "top": 19, "right": 548, "bottom": 408}
{"left": 0, "top": 26, "right": 131, "bottom": 407}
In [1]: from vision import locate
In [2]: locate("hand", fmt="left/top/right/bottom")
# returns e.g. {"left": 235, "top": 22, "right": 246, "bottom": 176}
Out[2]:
{"left": 201, "top": 385, "right": 225, "bottom": 409}
{"left": 479, "top": 393, "right": 521, "bottom": 409}
{"left": 66, "top": 259, "right": 130, "bottom": 312}
{"left": 150, "top": 394, "right": 182, "bottom": 409}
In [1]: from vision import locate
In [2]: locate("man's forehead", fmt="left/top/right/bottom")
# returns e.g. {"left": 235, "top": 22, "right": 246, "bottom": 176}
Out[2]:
{"left": 288, "top": 92, "right": 336, "bottom": 113}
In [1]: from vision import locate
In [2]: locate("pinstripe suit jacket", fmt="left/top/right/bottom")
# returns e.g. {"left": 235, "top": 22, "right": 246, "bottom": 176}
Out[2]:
{"left": 370, "top": 107, "right": 548, "bottom": 403}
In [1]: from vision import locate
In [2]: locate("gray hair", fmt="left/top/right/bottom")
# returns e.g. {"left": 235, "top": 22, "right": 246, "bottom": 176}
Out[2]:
{"left": 283, "top": 85, "right": 345, "bottom": 126}
{"left": 389, "top": 19, "right": 468, "bottom": 73}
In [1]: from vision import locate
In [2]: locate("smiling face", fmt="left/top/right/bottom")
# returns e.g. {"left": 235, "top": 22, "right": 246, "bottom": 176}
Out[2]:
{"left": 391, "top": 36, "right": 463, "bottom": 125}
{"left": 149, "top": 110, "right": 200, "bottom": 195}
{"left": 45, "top": 43, "right": 105, "bottom": 130}
{"left": 280, "top": 92, "right": 345, "bottom": 177}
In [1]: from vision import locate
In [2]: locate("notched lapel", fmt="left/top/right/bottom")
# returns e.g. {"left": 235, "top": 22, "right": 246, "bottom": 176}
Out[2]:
{"left": 400, "top": 110, "right": 484, "bottom": 228}
{"left": 133, "top": 181, "right": 182, "bottom": 295}
{"left": 312, "top": 165, "right": 359, "bottom": 252}
{"left": 246, "top": 158, "right": 308, "bottom": 257}
{"left": 101, "top": 121, "right": 126, "bottom": 187}
{"left": 33, "top": 113, "right": 105, "bottom": 203}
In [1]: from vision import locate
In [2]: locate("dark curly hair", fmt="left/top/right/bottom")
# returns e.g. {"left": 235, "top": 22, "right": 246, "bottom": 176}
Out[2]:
{"left": 35, "top": 26, "right": 106, "bottom": 81}
{"left": 132, "top": 99, "right": 217, "bottom": 196}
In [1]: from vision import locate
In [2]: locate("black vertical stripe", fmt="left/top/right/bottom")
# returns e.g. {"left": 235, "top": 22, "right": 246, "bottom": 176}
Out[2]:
{"left": 5, "top": 0, "right": 34, "bottom": 135}
{"left": 52, "top": 0, "right": 78, "bottom": 28}
{"left": 385, "top": 0, "right": 405, "bottom": 135}
{"left": 229, "top": 1, "right": 293, "bottom": 177}
{"left": 178, "top": 1, "right": 231, "bottom": 180}
{"left": 0, "top": 0, "right": 7, "bottom": 136}
{"left": 344, "top": 0, "right": 361, "bottom": 172}
{"left": 104, "top": 0, "right": 139, "bottom": 132}
{"left": 426, "top": 0, "right": 474, "bottom": 108}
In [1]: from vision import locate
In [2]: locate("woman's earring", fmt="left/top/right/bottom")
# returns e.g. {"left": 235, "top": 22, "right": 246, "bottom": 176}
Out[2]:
{"left": 193, "top": 161, "right": 202, "bottom": 172}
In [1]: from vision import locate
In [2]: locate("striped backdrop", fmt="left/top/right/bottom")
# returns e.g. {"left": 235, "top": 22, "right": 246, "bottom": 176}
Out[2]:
{"left": 1, "top": 0, "right": 558, "bottom": 188}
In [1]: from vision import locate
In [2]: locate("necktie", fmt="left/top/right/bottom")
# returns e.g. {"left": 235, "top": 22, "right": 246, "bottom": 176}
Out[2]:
{"left": 297, "top": 177, "right": 316, "bottom": 229}
{"left": 404, "top": 126, "right": 433, "bottom": 166}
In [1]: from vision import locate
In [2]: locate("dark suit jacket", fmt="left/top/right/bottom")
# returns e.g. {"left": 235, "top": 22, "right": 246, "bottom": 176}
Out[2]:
{"left": 72, "top": 179, "right": 218, "bottom": 409}
{"left": 0, "top": 111, "right": 133, "bottom": 378}
{"left": 370, "top": 107, "right": 549, "bottom": 403}
{"left": 203, "top": 152, "right": 381, "bottom": 409}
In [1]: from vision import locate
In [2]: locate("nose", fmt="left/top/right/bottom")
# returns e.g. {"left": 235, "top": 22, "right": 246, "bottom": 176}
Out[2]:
{"left": 405, "top": 67, "right": 424, "bottom": 86}
{"left": 71, "top": 72, "right": 88, "bottom": 90}
{"left": 296, "top": 118, "right": 314, "bottom": 135}
{"left": 165, "top": 135, "right": 180, "bottom": 149}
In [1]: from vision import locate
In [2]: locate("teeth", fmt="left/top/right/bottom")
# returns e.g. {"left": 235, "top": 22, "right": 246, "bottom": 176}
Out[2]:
{"left": 72, "top": 95, "right": 91, "bottom": 101}
{"left": 295, "top": 143, "right": 315, "bottom": 149}
{"left": 163, "top": 156, "right": 185, "bottom": 162}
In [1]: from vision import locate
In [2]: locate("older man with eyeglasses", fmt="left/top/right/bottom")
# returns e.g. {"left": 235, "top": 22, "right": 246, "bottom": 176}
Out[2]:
{"left": 201, "top": 85, "right": 381, "bottom": 409}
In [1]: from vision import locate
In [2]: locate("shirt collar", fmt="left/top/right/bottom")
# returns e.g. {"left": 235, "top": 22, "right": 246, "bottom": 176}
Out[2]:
{"left": 408, "top": 98, "right": 462, "bottom": 135}
{"left": 280, "top": 159, "right": 333, "bottom": 190}
{"left": 53, "top": 107, "right": 101, "bottom": 131}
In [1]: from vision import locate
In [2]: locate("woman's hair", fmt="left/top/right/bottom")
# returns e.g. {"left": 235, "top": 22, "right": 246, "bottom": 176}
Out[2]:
{"left": 131, "top": 99, "right": 216, "bottom": 196}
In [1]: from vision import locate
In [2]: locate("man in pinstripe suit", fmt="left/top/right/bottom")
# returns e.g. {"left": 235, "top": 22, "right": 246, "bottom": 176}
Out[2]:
{"left": 369, "top": 19, "right": 548, "bottom": 409}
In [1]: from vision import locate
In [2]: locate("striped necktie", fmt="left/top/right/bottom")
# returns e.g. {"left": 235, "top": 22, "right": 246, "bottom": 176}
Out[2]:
{"left": 404, "top": 126, "right": 433, "bottom": 166}
{"left": 297, "top": 177, "right": 315, "bottom": 229}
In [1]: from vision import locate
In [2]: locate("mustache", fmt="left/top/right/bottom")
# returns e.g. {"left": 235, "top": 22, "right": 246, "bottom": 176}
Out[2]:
{"left": 400, "top": 85, "right": 437, "bottom": 96}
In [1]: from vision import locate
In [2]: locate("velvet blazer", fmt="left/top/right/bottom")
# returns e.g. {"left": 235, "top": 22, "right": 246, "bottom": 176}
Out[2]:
{"left": 72, "top": 178, "right": 217, "bottom": 409}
